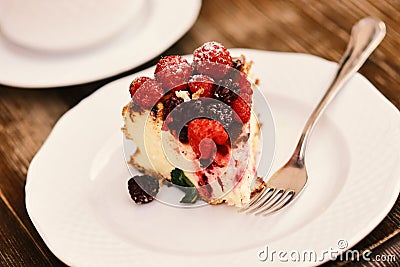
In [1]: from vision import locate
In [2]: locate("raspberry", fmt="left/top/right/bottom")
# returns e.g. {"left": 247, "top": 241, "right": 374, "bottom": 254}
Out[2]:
{"left": 231, "top": 97, "right": 251, "bottom": 123}
{"left": 188, "top": 75, "right": 214, "bottom": 98}
{"left": 241, "top": 93, "right": 253, "bottom": 106}
{"left": 129, "top": 76, "right": 150, "bottom": 97}
{"left": 237, "top": 73, "right": 253, "bottom": 106}
{"left": 238, "top": 72, "right": 253, "bottom": 95}
{"left": 193, "top": 41, "right": 232, "bottom": 79}
{"left": 128, "top": 175, "right": 159, "bottom": 204}
{"left": 155, "top": 55, "right": 192, "bottom": 92}
{"left": 188, "top": 119, "right": 228, "bottom": 157}
{"left": 129, "top": 77, "right": 164, "bottom": 109}
{"left": 213, "top": 78, "right": 240, "bottom": 104}
{"left": 226, "top": 69, "right": 253, "bottom": 106}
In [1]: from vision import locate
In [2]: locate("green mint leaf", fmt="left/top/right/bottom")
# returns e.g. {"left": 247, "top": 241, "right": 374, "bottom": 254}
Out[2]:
{"left": 170, "top": 168, "right": 199, "bottom": 203}
{"left": 180, "top": 187, "right": 199, "bottom": 203}
{"left": 171, "top": 168, "right": 195, "bottom": 187}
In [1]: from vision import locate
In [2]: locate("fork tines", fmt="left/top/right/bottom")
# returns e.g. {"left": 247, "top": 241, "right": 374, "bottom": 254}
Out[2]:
{"left": 239, "top": 187, "right": 295, "bottom": 216}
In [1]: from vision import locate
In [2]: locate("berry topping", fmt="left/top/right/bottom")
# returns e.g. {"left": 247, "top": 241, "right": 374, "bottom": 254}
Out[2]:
{"left": 128, "top": 175, "right": 160, "bottom": 204}
{"left": 155, "top": 55, "right": 192, "bottom": 92}
{"left": 231, "top": 97, "right": 251, "bottom": 123}
{"left": 188, "top": 74, "right": 215, "bottom": 98}
{"left": 226, "top": 69, "right": 253, "bottom": 106}
{"left": 240, "top": 92, "right": 253, "bottom": 106}
{"left": 178, "top": 125, "right": 189, "bottom": 143}
{"left": 129, "top": 76, "right": 150, "bottom": 97}
{"left": 161, "top": 92, "right": 184, "bottom": 120}
{"left": 129, "top": 77, "right": 164, "bottom": 109}
{"left": 193, "top": 41, "right": 232, "bottom": 79}
{"left": 165, "top": 99, "right": 234, "bottom": 133}
{"left": 238, "top": 72, "right": 253, "bottom": 95}
{"left": 206, "top": 101, "right": 234, "bottom": 128}
{"left": 237, "top": 73, "right": 253, "bottom": 106}
{"left": 213, "top": 78, "right": 240, "bottom": 104}
{"left": 188, "top": 119, "right": 228, "bottom": 157}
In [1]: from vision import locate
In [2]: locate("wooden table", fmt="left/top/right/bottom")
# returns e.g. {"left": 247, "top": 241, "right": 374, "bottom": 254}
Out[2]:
{"left": 0, "top": 0, "right": 399, "bottom": 266}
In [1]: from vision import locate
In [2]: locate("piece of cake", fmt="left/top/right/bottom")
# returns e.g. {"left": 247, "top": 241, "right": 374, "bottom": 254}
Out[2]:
{"left": 122, "top": 42, "right": 264, "bottom": 207}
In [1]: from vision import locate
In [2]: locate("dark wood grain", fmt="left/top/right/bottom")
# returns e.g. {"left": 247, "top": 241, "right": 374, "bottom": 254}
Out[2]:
{"left": 0, "top": 192, "right": 65, "bottom": 266}
{"left": 0, "top": 0, "right": 399, "bottom": 266}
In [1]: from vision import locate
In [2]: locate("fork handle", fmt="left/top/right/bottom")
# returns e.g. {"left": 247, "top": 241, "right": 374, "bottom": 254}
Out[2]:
{"left": 292, "top": 17, "right": 386, "bottom": 165}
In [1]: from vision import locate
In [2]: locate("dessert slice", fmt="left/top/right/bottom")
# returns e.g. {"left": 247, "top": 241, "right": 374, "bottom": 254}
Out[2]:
{"left": 122, "top": 42, "right": 263, "bottom": 207}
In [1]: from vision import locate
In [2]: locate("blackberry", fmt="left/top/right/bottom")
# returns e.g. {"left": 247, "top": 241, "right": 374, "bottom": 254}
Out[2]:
{"left": 206, "top": 102, "right": 233, "bottom": 129}
{"left": 162, "top": 93, "right": 184, "bottom": 120}
{"left": 188, "top": 99, "right": 206, "bottom": 118}
{"left": 166, "top": 99, "right": 234, "bottom": 135}
{"left": 165, "top": 102, "right": 187, "bottom": 132}
{"left": 213, "top": 78, "right": 240, "bottom": 105}
{"left": 186, "top": 99, "right": 233, "bottom": 129}
{"left": 166, "top": 99, "right": 203, "bottom": 132}
{"left": 178, "top": 125, "right": 189, "bottom": 143}
{"left": 128, "top": 175, "right": 159, "bottom": 204}
{"left": 150, "top": 106, "right": 158, "bottom": 119}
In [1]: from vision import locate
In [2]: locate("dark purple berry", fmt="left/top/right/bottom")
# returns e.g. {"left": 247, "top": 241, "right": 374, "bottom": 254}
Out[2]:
{"left": 178, "top": 125, "right": 189, "bottom": 143}
{"left": 207, "top": 102, "right": 233, "bottom": 128}
{"left": 162, "top": 94, "right": 184, "bottom": 120}
{"left": 150, "top": 106, "right": 158, "bottom": 119}
{"left": 168, "top": 99, "right": 234, "bottom": 131}
{"left": 128, "top": 175, "right": 159, "bottom": 204}
{"left": 213, "top": 78, "right": 240, "bottom": 104}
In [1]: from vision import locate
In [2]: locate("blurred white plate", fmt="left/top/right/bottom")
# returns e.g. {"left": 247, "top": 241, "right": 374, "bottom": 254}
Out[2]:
{"left": 26, "top": 49, "right": 400, "bottom": 266}
{"left": 0, "top": 0, "right": 201, "bottom": 88}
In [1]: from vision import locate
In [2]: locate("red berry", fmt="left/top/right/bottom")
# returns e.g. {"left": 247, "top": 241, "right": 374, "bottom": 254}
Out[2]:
{"left": 193, "top": 41, "right": 232, "bottom": 80}
{"left": 188, "top": 74, "right": 214, "bottom": 98}
{"left": 188, "top": 119, "right": 228, "bottom": 157}
{"left": 228, "top": 69, "right": 253, "bottom": 105}
{"left": 129, "top": 76, "right": 151, "bottom": 97}
{"left": 238, "top": 72, "right": 253, "bottom": 95}
{"left": 241, "top": 93, "right": 253, "bottom": 106}
{"left": 231, "top": 97, "right": 251, "bottom": 123}
{"left": 129, "top": 76, "right": 164, "bottom": 109}
{"left": 155, "top": 55, "right": 192, "bottom": 92}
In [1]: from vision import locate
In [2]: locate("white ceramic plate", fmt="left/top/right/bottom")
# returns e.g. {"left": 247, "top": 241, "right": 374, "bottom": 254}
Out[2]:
{"left": 0, "top": 0, "right": 201, "bottom": 88}
{"left": 26, "top": 49, "right": 400, "bottom": 266}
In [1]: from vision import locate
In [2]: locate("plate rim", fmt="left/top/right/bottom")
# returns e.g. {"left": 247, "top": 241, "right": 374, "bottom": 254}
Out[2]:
{"left": 0, "top": 0, "right": 202, "bottom": 88}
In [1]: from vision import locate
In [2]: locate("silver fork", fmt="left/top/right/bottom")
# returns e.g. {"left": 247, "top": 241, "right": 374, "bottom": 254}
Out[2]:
{"left": 240, "top": 17, "right": 386, "bottom": 216}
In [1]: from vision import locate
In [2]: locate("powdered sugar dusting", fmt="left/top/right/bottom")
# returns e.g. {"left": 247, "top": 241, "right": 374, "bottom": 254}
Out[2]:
{"left": 154, "top": 55, "right": 192, "bottom": 91}
{"left": 192, "top": 41, "right": 233, "bottom": 79}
